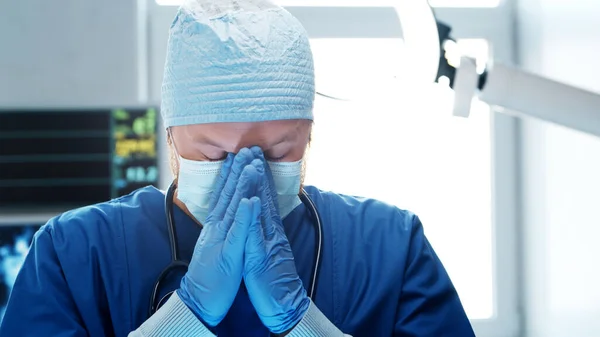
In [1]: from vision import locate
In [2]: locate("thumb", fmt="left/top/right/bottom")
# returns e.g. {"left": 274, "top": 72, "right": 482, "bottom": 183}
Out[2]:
{"left": 245, "top": 196, "right": 264, "bottom": 264}
{"left": 223, "top": 198, "right": 254, "bottom": 259}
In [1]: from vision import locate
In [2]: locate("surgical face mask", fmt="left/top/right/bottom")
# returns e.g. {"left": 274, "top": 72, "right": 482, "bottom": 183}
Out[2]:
{"left": 176, "top": 156, "right": 303, "bottom": 224}
{"left": 268, "top": 160, "right": 303, "bottom": 219}
{"left": 176, "top": 157, "right": 224, "bottom": 224}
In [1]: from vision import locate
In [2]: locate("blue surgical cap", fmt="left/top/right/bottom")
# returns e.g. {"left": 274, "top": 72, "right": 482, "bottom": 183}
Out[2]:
{"left": 161, "top": 0, "right": 315, "bottom": 128}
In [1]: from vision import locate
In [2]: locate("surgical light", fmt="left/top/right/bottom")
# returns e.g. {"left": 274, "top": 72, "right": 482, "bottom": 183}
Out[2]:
{"left": 309, "top": 0, "right": 600, "bottom": 138}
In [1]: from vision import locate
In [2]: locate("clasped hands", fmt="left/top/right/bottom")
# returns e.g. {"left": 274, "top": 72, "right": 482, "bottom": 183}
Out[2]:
{"left": 177, "top": 147, "right": 310, "bottom": 334}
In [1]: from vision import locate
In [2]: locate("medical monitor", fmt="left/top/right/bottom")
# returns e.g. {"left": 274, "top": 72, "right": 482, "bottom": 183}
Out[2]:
{"left": 0, "top": 108, "right": 159, "bottom": 209}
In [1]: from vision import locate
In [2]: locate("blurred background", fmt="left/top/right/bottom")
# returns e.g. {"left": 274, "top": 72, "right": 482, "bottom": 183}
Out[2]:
{"left": 1, "top": 0, "right": 599, "bottom": 336}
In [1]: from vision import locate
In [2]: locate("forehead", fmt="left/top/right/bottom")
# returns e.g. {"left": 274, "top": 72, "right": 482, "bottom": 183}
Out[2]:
{"left": 171, "top": 119, "right": 310, "bottom": 147}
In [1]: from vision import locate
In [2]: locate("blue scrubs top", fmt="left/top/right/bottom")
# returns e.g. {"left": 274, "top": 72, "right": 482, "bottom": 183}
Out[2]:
{"left": 0, "top": 186, "right": 474, "bottom": 336}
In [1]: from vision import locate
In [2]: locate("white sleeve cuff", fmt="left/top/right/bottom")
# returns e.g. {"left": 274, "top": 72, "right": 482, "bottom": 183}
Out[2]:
{"left": 287, "top": 299, "right": 350, "bottom": 337}
{"left": 128, "top": 291, "right": 216, "bottom": 337}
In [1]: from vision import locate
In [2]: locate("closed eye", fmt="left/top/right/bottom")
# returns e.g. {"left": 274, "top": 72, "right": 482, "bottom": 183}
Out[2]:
{"left": 266, "top": 154, "right": 286, "bottom": 161}
{"left": 206, "top": 153, "right": 228, "bottom": 161}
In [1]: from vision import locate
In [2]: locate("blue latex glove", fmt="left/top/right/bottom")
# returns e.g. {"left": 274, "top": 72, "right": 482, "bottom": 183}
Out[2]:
{"left": 178, "top": 148, "right": 262, "bottom": 327}
{"left": 244, "top": 152, "right": 311, "bottom": 334}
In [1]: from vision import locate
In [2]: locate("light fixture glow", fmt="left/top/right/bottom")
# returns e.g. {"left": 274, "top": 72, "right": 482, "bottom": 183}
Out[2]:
{"left": 156, "top": 0, "right": 500, "bottom": 7}
{"left": 308, "top": 0, "right": 440, "bottom": 101}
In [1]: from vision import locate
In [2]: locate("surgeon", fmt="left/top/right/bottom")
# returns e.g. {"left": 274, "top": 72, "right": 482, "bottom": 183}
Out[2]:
{"left": 0, "top": 0, "right": 475, "bottom": 336}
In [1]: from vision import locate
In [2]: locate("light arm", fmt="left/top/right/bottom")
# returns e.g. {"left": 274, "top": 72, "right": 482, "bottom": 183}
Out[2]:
{"left": 453, "top": 56, "right": 600, "bottom": 138}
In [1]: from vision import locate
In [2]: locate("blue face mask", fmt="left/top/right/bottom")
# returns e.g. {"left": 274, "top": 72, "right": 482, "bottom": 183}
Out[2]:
{"left": 177, "top": 156, "right": 302, "bottom": 224}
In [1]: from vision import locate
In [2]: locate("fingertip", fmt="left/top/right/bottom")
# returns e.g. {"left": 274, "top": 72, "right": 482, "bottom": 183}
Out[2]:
{"left": 250, "top": 196, "right": 261, "bottom": 216}
{"left": 233, "top": 198, "right": 252, "bottom": 224}
{"left": 233, "top": 148, "right": 253, "bottom": 166}
{"left": 233, "top": 152, "right": 247, "bottom": 165}
{"left": 238, "top": 147, "right": 253, "bottom": 159}
{"left": 239, "top": 198, "right": 253, "bottom": 214}
{"left": 230, "top": 165, "right": 257, "bottom": 201}
{"left": 250, "top": 146, "right": 264, "bottom": 157}
{"left": 251, "top": 158, "right": 264, "bottom": 173}
{"left": 241, "top": 163, "right": 258, "bottom": 179}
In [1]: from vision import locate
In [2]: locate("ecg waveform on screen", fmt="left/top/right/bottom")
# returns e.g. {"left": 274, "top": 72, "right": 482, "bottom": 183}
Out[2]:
{"left": 113, "top": 108, "right": 157, "bottom": 159}
{"left": 0, "top": 225, "right": 40, "bottom": 323}
{"left": 115, "top": 138, "right": 156, "bottom": 158}
{"left": 112, "top": 108, "right": 159, "bottom": 197}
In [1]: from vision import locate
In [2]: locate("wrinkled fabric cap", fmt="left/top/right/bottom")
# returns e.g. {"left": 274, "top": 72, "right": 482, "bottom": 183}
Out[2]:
{"left": 161, "top": 0, "right": 315, "bottom": 128}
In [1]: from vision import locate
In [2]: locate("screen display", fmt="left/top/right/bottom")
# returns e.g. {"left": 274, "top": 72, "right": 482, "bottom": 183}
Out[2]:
{"left": 0, "top": 107, "right": 160, "bottom": 322}
{"left": 112, "top": 108, "right": 159, "bottom": 197}
{"left": 0, "top": 108, "right": 159, "bottom": 208}
{"left": 0, "top": 225, "right": 41, "bottom": 322}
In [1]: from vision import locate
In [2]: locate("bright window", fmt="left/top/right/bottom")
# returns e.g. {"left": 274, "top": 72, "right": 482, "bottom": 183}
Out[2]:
{"left": 276, "top": 0, "right": 501, "bottom": 7}
{"left": 303, "top": 38, "right": 494, "bottom": 319}
{"left": 428, "top": 0, "right": 500, "bottom": 7}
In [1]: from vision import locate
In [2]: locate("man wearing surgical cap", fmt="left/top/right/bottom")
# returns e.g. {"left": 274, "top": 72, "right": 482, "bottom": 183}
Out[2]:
{"left": 0, "top": 0, "right": 475, "bottom": 336}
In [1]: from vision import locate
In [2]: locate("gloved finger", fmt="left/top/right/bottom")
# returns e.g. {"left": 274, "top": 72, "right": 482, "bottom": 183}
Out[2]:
{"left": 192, "top": 222, "right": 212, "bottom": 253}
{"left": 249, "top": 146, "right": 265, "bottom": 162}
{"left": 211, "top": 148, "right": 255, "bottom": 221}
{"left": 250, "top": 146, "right": 279, "bottom": 204}
{"left": 245, "top": 196, "right": 265, "bottom": 258}
{"left": 256, "top": 167, "right": 277, "bottom": 241}
{"left": 221, "top": 197, "right": 253, "bottom": 271}
{"left": 246, "top": 157, "right": 265, "bottom": 190}
{"left": 220, "top": 163, "right": 260, "bottom": 236}
{"left": 208, "top": 153, "right": 235, "bottom": 211}
{"left": 222, "top": 159, "right": 263, "bottom": 225}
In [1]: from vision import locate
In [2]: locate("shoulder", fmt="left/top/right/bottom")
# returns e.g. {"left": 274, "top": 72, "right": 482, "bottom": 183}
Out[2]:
{"left": 304, "top": 185, "right": 424, "bottom": 266}
{"left": 304, "top": 185, "right": 418, "bottom": 235}
{"left": 41, "top": 186, "right": 164, "bottom": 250}
{"left": 303, "top": 187, "right": 430, "bottom": 323}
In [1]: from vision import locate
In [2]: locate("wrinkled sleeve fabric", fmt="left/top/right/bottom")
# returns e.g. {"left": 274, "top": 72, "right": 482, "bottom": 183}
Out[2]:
{"left": 0, "top": 226, "right": 88, "bottom": 337}
{"left": 394, "top": 215, "right": 475, "bottom": 336}
{"left": 129, "top": 295, "right": 351, "bottom": 337}
{"left": 287, "top": 300, "right": 351, "bottom": 337}
{"left": 128, "top": 292, "right": 215, "bottom": 337}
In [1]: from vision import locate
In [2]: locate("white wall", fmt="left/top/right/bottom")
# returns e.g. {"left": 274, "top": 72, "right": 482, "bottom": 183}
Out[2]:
{"left": 0, "top": 0, "right": 143, "bottom": 107}
{"left": 0, "top": 0, "right": 147, "bottom": 223}
{"left": 516, "top": 1, "right": 600, "bottom": 336}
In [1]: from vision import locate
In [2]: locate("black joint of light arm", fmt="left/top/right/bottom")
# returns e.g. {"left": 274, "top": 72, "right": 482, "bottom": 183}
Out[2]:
{"left": 434, "top": 20, "right": 458, "bottom": 88}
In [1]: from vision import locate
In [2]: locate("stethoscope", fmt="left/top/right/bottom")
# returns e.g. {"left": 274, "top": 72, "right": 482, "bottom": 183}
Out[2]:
{"left": 149, "top": 181, "right": 324, "bottom": 318}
